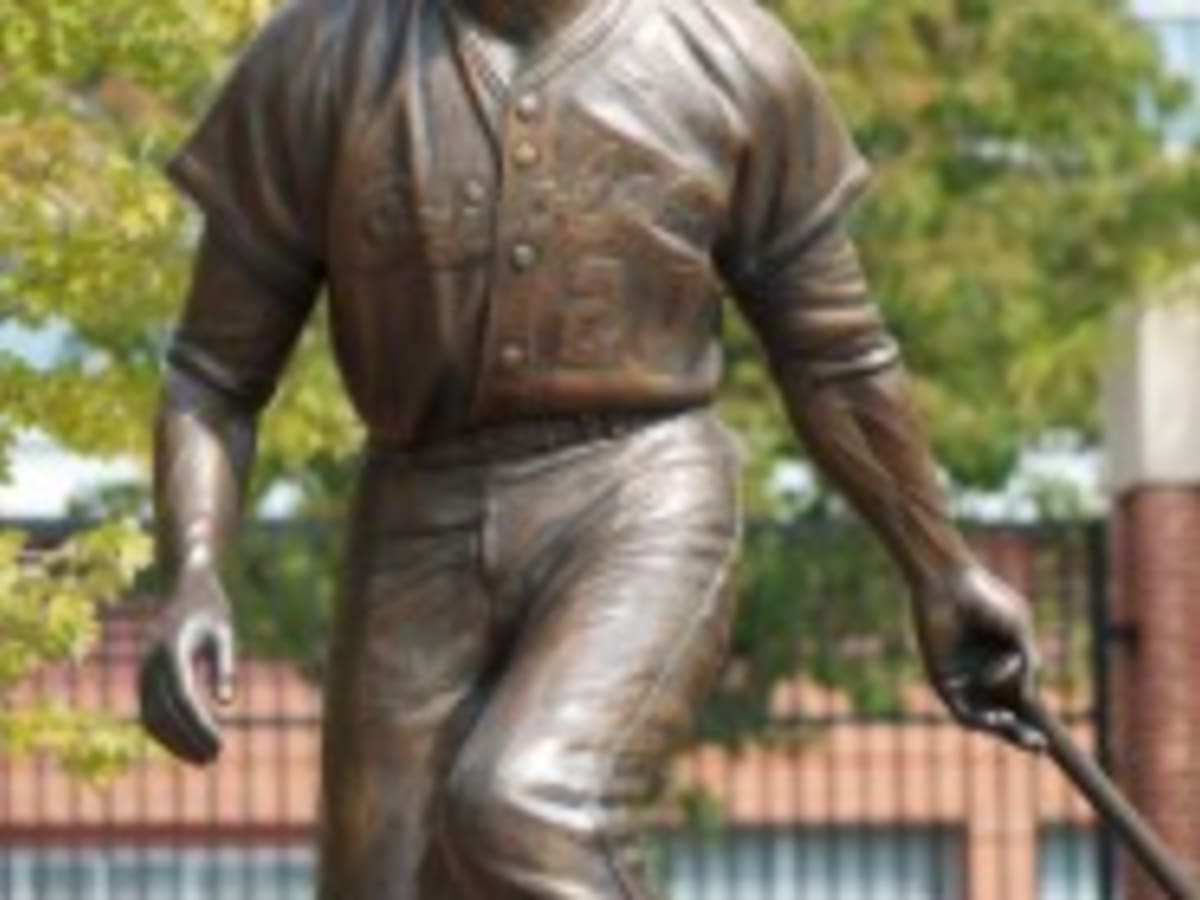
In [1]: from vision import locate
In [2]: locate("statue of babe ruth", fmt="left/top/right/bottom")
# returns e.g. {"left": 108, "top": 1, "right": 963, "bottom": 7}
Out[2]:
{"left": 138, "top": 0, "right": 1047, "bottom": 896}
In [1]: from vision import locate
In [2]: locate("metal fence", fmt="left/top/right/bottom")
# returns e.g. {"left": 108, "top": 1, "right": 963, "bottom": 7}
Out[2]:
{"left": 1, "top": 518, "right": 1112, "bottom": 900}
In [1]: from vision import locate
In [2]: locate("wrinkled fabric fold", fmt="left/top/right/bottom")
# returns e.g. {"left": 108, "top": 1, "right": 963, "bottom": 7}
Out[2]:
{"left": 316, "top": 407, "right": 743, "bottom": 899}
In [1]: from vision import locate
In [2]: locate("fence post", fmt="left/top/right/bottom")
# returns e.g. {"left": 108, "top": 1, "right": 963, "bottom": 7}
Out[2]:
{"left": 1104, "top": 290, "right": 1200, "bottom": 897}
{"left": 1086, "top": 521, "right": 1118, "bottom": 900}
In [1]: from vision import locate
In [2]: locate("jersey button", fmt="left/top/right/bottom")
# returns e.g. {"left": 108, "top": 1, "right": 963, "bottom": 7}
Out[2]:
{"left": 511, "top": 243, "right": 539, "bottom": 271}
{"left": 514, "top": 141, "right": 540, "bottom": 168}
{"left": 516, "top": 92, "right": 542, "bottom": 122}
{"left": 500, "top": 342, "right": 527, "bottom": 369}
{"left": 462, "top": 179, "right": 487, "bottom": 205}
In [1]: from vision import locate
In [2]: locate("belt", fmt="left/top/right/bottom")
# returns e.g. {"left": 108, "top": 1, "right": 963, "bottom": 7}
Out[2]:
{"left": 368, "top": 408, "right": 696, "bottom": 468}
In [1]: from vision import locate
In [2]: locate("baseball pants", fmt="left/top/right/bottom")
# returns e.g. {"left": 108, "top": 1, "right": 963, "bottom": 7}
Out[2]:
{"left": 315, "top": 406, "right": 744, "bottom": 899}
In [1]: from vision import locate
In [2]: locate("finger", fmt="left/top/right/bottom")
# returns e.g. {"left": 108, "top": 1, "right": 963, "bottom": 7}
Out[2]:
{"left": 159, "top": 668, "right": 221, "bottom": 765}
{"left": 980, "top": 653, "right": 1024, "bottom": 691}
{"left": 140, "top": 687, "right": 187, "bottom": 759}
{"left": 137, "top": 646, "right": 166, "bottom": 716}
{"left": 976, "top": 653, "right": 1032, "bottom": 708}
{"left": 155, "top": 633, "right": 223, "bottom": 764}
{"left": 978, "top": 708, "right": 1048, "bottom": 754}
{"left": 1014, "top": 722, "right": 1048, "bottom": 753}
{"left": 982, "top": 647, "right": 1045, "bottom": 712}
{"left": 954, "top": 658, "right": 1046, "bottom": 751}
{"left": 154, "top": 657, "right": 220, "bottom": 764}
{"left": 208, "top": 622, "right": 237, "bottom": 707}
{"left": 142, "top": 657, "right": 219, "bottom": 765}
{"left": 139, "top": 651, "right": 187, "bottom": 752}
{"left": 938, "top": 674, "right": 1044, "bottom": 751}
{"left": 171, "top": 620, "right": 225, "bottom": 744}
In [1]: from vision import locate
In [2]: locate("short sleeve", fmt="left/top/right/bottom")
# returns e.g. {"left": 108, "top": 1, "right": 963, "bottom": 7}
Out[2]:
{"left": 168, "top": 227, "right": 315, "bottom": 411}
{"left": 719, "top": 33, "right": 899, "bottom": 382}
{"left": 166, "top": 0, "right": 335, "bottom": 298}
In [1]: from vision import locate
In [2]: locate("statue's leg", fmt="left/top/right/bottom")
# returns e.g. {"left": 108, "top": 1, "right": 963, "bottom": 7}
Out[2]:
{"left": 315, "top": 460, "right": 497, "bottom": 900}
{"left": 436, "top": 410, "right": 744, "bottom": 899}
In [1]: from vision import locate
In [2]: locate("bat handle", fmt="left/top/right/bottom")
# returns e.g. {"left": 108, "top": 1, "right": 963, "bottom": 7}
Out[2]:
{"left": 1020, "top": 696, "right": 1200, "bottom": 900}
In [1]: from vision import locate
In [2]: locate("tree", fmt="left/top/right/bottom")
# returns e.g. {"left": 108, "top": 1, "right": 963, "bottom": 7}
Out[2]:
{"left": 0, "top": 523, "right": 151, "bottom": 780}
{"left": 722, "top": 0, "right": 1200, "bottom": 495}
{"left": 0, "top": 0, "right": 327, "bottom": 776}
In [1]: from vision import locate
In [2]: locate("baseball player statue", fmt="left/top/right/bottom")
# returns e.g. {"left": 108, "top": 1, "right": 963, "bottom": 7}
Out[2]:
{"left": 138, "top": 0, "right": 1047, "bottom": 896}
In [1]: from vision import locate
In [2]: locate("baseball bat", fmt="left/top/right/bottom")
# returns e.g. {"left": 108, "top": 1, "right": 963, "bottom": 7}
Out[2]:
{"left": 1019, "top": 695, "right": 1199, "bottom": 900}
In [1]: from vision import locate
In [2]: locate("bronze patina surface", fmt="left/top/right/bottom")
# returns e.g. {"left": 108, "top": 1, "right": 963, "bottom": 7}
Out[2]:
{"left": 139, "top": 0, "right": 1045, "bottom": 896}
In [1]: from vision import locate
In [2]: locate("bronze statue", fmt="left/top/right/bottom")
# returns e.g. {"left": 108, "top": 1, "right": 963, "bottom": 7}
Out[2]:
{"left": 138, "top": 0, "right": 1046, "bottom": 896}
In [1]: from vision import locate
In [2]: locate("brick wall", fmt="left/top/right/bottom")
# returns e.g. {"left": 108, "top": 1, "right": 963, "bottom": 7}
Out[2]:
{"left": 1111, "top": 487, "right": 1200, "bottom": 897}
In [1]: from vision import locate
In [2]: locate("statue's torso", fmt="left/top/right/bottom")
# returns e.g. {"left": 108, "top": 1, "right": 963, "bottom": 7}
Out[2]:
{"left": 168, "top": 0, "right": 871, "bottom": 447}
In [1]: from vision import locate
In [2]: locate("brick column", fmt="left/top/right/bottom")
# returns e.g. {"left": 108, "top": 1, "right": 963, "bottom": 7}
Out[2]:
{"left": 1105, "top": 296, "right": 1200, "bottom": 897}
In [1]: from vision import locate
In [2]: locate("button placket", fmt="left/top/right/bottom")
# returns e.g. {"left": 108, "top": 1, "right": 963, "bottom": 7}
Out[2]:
{"left": 505, "top": 90, "right": 547, "bottom": 354}
{"left": 476, "top": 87, "right": 550, "bottom": 405}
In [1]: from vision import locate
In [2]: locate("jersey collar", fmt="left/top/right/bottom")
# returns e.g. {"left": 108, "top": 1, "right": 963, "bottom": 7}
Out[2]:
{"left": 441, "top": 0, "right": 634, "bottom": 95}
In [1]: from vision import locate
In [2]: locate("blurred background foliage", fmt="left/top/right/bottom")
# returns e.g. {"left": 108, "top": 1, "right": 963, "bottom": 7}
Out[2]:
{"left": 1, "top": 0, "right": 1197, "bottom": 774}
{"left": 724, "top": 0, "right": 1200, "bottom": 499}
{"left": 0, "top": 522, "right": 152, "bottom": 779}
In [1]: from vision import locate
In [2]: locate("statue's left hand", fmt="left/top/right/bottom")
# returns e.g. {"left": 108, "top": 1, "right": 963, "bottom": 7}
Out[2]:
{"left": 137, "top": 566, "right": 237, "bottom": 766}
{"left": 913, "top": 565, "right": 1046, "bottom": 752}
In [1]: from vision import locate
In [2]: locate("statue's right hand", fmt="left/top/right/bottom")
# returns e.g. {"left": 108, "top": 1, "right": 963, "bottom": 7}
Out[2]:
{"left": 137, "top": 567, "right": 237, "bottom": 766}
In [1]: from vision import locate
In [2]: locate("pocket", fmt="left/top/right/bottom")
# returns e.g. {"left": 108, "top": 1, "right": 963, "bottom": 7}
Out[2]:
{"left": 346, "top": 173, "right": 491, "bottom": 273}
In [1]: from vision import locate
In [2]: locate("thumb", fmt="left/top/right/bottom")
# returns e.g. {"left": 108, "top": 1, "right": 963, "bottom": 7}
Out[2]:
{"left": 211, "top": 622, "right": 237, "bottom": 706}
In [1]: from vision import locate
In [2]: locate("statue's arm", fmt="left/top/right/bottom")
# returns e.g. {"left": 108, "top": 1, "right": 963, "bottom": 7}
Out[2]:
{"left": 778, "top": 361, "right": 1045, "bottom": 747}
{"left": 741, "top": 224, "right": 1044, "bottom": 751}
{"left": 155, "top": 367, "right": 257, "bottom": 589}
{"left": 139, "top": 226, "right": 318, "bottom": 765}
{"left": 777, "top": 361, "right": 968, "bottom": 589}
{"left": 718, "top": 29, "right": 1044, "bottom": 750}
{"left": 139, "top": 371, "right": 256, "bottom": 766}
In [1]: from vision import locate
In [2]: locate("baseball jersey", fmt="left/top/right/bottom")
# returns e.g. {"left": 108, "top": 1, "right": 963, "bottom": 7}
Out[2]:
{"left": 166, "top": 0, "right": 899, "bottom": 445}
